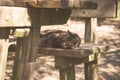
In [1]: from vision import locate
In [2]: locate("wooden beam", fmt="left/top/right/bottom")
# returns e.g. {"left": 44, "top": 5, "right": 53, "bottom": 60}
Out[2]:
{"left": 0, "top": 7, "right": 31, "bottom": 27}
{"left": 0, "top": 0, "right": 117, "bottom": 17}
{"left": 59, "top": 65, "right": 75, "bottom": 80}
{"left": 39, "top": 44, "right": 110, "bottom": 58}
{"left": 55, "top": 54, "right": 95, "bottom": 69}
{"left": 0, "top": 28, "right": 9, "bottom": 80}
{"left": 0, "top": 7, "right": 71, "bottom": 27}
{"left": 71, "top": 0, "right": 117, "bottom": 18}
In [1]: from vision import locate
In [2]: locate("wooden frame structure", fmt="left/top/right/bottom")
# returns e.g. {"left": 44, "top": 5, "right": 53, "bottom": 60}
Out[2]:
{"left": 0, "top": 0, "right": 117, "bottom": 17}
{"left": 0, "top": 0, "right": 118, "bottom": 80}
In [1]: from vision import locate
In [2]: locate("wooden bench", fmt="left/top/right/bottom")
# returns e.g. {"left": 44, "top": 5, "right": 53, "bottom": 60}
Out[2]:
{"left": 39, "top": 43, "right": 110, "bottom": 80}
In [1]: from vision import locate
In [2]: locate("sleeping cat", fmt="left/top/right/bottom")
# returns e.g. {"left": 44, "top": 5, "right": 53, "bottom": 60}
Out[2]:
{"left": 39, "top": 30, "right": 81, "bottom": 49}
{"left": 9, "top": 30, "right": 81, "bottom": 51}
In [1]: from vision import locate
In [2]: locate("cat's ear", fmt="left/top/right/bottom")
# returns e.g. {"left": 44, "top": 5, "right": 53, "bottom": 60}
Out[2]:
{"left": 68, "top": 30, "right": 72, "bottom": 35}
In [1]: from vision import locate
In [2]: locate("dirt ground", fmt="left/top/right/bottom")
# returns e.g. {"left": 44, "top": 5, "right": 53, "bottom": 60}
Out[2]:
{"left": 5, "top": 19, "right": 120, "bottom": 80}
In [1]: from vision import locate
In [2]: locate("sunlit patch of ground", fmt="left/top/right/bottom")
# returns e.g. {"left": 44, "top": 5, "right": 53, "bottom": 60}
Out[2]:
{"left": 5, "top": 19, "right": 120, "bottom": 80}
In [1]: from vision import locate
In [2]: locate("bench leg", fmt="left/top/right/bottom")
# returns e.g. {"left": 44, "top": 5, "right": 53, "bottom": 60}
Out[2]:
{"left": 60, "top": 66, "right": 75, "bottom": 80}
{"left": 12, "top": 27, "right": 40, "bottom": 80}
{"left": 84, "top": 59, "right": 98, "bottom": 80}
{"left": 0, "top": 28, "right": 9, "bottom": 80}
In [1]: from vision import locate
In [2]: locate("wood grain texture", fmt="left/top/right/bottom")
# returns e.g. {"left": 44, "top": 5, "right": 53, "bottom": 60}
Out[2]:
{"left": 0, "top": 0, "right": 117, "bottom": 18}
{"left": 12, "top": 6, "right": 41, "bottom": 80}
{"left": 0, "top": 28, "right": 9, "bottom": 80}
{"left": 84, "top": 18, "right": 97, "bottom": 43}
{"left": 0, "top": 0, "right": 117, "bottom": 8}
{"left": 59, "top": 65, "right": 75, "bottom": 80}
{"left": 55, "top": 54, "right": 95, "bottom": 69}
{"left": 71, "top": 0, "right": 117, "bottom": 18}
{"left": 84, "top": 59, "right": 98, "bottom": 80}
{"left": 0, "top": 7, "right": 31, "bottom": 27}
{"left": 84, "top": 18, "right": 98, "bottom": 80}
{"left": 12, "top": 38, "right": 25, "bottom": 80}
{"left": 39, "top": 43, "right": 110, "bottom": 58}
{"left": 0, "top": 7, "right": 71, "bottom": 27}
{"left": 12, "top": 27, "right": 40, "bottom": 80}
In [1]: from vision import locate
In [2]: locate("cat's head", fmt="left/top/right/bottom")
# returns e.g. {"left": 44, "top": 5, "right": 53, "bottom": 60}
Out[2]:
{"left": 61, "top": 30, "right": 81, "bottom": 49}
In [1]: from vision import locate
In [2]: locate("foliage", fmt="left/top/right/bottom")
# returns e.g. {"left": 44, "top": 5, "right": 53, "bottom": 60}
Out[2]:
{"left": 117, "top": 1, "right": 120, "bottom": 17}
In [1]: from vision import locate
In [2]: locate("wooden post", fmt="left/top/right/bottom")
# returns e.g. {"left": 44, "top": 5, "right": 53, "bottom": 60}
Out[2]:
{"left": 12, "top": 38, "right": 24, "bottom": 80}
{"left": 12, "top": 27, "right": 40, "bottom": 80}
{"left": 56, "top": 56, "right": 75, "bottom": 80}
{"left": 84, "top": 18, "right": 98, "bottom": 80}
{"left": 60, "top": 66, "right": 75, "bottom": 80}
{"left": 12, "top": 8, "right": 40, "bottom": 80}
{"left": 0, "top": 28, "right": 9, "bottom": 80}
{"left": 84, "top": 18, "right": 97, "bottom": 43}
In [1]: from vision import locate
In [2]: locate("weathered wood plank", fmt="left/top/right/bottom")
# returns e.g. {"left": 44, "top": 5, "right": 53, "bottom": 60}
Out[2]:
{"left": 84, "top": 18, "right": 98, "bottom": 80}
{"left": 55, "top": 54, "right": 95, "bottom": 69}
{"left": 12, "top": 38, "right": 25, "bottom": 80}
{"left": 0, "top": 0, "right": 26, "bottom": 7}
{"left": 0, "top": 0, "right": 117, "bottom": 27}
{"left": 39, "top": 44, "right": 110, "bottom": 58}
{"left": 0, "top": 0, "right": 117, "bottom": 18}
{"left": 54, "top": 43, "right": 109, "bottom": 69}
{"left": 0, "top": 6, "right": 71, "bottom": 27}
{"left": 0, "top": 28, "right": 9, "bottom": 80}
{"left": 71, "top": 0, "right": 117, "bottom": 18}
{"left": 59, "top": 65, "right": 75, "bottom": 80}
{"left": 0, "top": 7, "right": 31, "bottom": 27}
{"left": 27, "top": 8, "right": 71, "bottom": 25}
{"left": 39, "top": 48, "right": 91, "bottom": 58}
{"left": 12, "top": 27, "right": 40, "bottom": 80}
{"left": 84, "top": 58, "right": 98, "bottom": 80}
{"left": 0, "top": 0, "right": 117, "bottom": 9}
{"left": 84, "top": 18, "right": 97, "bottom": 43}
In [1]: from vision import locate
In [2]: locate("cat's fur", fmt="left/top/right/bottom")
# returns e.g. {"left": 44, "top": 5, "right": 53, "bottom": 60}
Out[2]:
{"left": 8, "top": 30, "right": 81, "bottom": 52}
{"left": 39, "top": 30, "right": 81, "bottom": 49}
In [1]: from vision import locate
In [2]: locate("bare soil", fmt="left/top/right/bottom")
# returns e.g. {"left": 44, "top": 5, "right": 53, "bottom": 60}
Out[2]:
{"left": 5, "top": 19, "right": 120, "bottom": 80}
